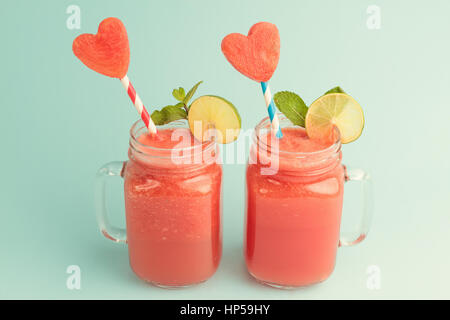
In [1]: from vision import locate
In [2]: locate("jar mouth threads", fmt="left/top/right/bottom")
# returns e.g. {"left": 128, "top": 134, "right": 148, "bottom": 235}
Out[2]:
{"left": 253, "top": 113, "right": 341, "bottom": 158}
{"left": 251, "top": 114, "right": 342, "bottom": 176}
{"left": 129, "top": 119, "right": 217, "bottom": 159}
{"left": 128, "top": 120, "right": 219, "bottom": 171}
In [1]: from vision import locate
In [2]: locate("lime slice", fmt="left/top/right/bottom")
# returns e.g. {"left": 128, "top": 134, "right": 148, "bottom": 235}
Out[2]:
{"left": 188, "top": 95, "right": 241, "bottom": 144}
{"left": 305, "top": 93, "right": 364, "bottom": 144}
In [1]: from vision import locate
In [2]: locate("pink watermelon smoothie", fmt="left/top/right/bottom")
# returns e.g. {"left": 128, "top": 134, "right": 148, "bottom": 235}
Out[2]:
{"left": 123, "top": 128, "right": 222, "bottom": 286}
{"left": 246, "top": 127, "right": 345, "bottom": 287}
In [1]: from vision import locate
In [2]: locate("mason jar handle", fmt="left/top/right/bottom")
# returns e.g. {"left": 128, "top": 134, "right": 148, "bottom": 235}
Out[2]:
{"left": 339, "top": 165, "right": 373, "bottom": 247}
{"left": 95, "top": 161, "right": 127, "bottom": 243}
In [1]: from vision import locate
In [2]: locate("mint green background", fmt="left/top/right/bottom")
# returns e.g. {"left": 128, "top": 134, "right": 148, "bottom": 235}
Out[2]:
{"left": 1, "top": 0, "right": 449, "bottom": 299}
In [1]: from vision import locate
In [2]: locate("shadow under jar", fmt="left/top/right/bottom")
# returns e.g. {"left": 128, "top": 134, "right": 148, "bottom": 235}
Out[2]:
{"left": 96, "top": 120, "right": 222, "bottom": 288}
{"left": 245, "top": 114, "right": 372, "bottom": 288}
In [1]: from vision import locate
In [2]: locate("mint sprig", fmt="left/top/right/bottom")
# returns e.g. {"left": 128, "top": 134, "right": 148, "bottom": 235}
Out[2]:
{"left": 274, "top": 86, "right": 346, "bottom": 128}
{"left": 151, "top": 81, "right": 202, "bottom": 125}
{"left": 273, "top": 91, "right": 308, "bottom": 127}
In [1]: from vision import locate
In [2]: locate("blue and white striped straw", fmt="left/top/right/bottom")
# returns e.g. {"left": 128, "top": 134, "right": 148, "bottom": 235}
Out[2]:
{"left": 261, "top": 82, "right": 283, "bottom": 138}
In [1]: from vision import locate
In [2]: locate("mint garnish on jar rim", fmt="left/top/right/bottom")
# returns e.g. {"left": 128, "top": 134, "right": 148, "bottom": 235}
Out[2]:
{"left": 149, "top": 81, "right": 242, "bottom": 144}
{"left": 274, "top": 86, "right": 365, "bottom": 144}
{"left": 273, "top": 86, "right": 345, "bottom": 128}
{"left": 150, "top": 81, "right": 203, "bottom": 125}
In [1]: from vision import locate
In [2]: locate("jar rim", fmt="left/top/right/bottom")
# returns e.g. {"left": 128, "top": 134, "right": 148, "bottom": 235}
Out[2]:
{"left": 129, "top": 119, "right": 216, "bottom": 158}
{"left": 253, "top": 113, "right": 342, "bottom": 158}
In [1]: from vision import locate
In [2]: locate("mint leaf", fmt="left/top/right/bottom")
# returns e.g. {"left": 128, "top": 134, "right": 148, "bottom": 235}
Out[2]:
{"left": 151, "top": 105, "right": 187, "bottom": 126}
{"left": 324, "top": 86, "right": 345, "bottom": 95}
{"left": 162, "top": 105, "right": 187, "bottom": 123}
{"left": 274, "top": 91, "right": 308, "bottom": 127}
{"left": 172, "top": 87, "right": 186, "bottom": 101}
{"left": 183, "top": 81, "right": 203, "bottom": 105}
{"left": 150, "top": 110, "right": 165, "bottom": 125}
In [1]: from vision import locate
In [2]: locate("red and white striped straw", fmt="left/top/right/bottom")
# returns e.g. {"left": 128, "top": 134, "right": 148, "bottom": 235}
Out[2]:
{"left": 120, "top": 75, "right": 157, "bottom": 134}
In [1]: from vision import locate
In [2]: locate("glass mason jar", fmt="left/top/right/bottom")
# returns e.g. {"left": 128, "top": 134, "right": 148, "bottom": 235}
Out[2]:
{"left": 95, "top": 120, "right": 222, "bottom": 288}
{"left": 245, "top": 114, "right": 372, "bottom": 288}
